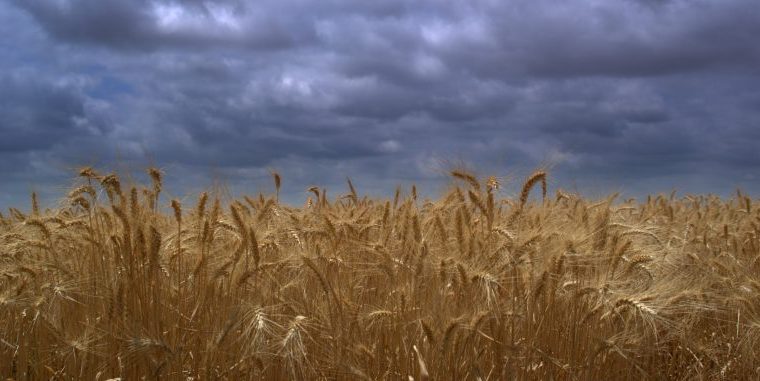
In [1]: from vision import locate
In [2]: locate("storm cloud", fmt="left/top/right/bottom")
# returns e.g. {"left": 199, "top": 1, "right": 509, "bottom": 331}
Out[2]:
{"left": 1, "top": 0, "right": 759, "bottom": 208}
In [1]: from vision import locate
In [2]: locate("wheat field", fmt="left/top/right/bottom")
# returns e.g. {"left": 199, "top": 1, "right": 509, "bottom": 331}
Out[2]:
{"left": 0, "top": 167, "right": 758, "bottom": 380}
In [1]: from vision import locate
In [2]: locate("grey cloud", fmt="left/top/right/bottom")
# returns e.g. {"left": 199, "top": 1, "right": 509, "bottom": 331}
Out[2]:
{"left": 13, "top": 0, "right": 314, "bottom": 50}
{"left": 432, "top": 0, "right": 760, "bottom": 80}
{"left": 15, "top": 1, "right": 155, "bottom": 48}
{"left": 2, "top": 0, "right": 760, "bottom": 210}
{"left": 0, "top": 73, "right": 108, "bottom": 152}
{"left": 16, "top": 0, "right": 760, "bottom": 81}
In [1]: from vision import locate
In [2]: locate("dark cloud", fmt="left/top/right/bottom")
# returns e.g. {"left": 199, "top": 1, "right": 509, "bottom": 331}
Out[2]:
{"left": 13, "top": 0, "right": 314, "bottom": 50}
{"left": 431, "top": 0, "right": 760, "bottom": 79}
{"left": 1, "top": 0, "right": 760, "bottom": 209}
{"left": 0, "top": 73, "right": 109, "bottom": 152}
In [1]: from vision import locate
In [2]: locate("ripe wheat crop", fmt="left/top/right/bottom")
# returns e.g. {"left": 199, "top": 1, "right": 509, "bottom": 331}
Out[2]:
{"left": 1, "top": 167, "right": 759, "bottom": 380}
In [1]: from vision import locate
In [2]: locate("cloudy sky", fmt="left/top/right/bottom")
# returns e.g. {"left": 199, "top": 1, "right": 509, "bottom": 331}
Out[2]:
{"left": 1, "top": 0, "right": 759, "bottom": 209}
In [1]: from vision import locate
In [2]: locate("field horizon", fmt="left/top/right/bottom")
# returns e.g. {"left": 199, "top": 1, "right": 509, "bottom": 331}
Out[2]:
{"left": 1, "top": 167, "right": 759, "bottom": 380}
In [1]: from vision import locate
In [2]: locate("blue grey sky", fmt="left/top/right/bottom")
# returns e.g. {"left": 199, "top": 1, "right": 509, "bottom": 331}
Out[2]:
{"left": 1, "top": 0, "right": 759, "bottom": 209}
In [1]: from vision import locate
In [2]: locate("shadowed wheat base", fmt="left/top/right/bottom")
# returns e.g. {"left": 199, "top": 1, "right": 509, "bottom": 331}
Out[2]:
{"left": 1, "top": 168, "right": 759, "bottom": 380}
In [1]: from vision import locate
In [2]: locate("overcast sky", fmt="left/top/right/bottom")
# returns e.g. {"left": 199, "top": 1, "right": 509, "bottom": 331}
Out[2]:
{"left": 1, "top": 0, "right": 759, "bottom": 209}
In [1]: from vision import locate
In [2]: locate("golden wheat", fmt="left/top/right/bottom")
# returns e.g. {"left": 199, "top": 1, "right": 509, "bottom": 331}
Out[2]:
{"left": 0, "top": 168, "right": 758, "bottom": 379}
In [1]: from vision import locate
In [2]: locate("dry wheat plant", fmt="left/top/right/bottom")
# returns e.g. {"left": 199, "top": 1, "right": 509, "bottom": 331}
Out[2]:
{"left": 1, "top": 167, "right": 759, "bottom": 380}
